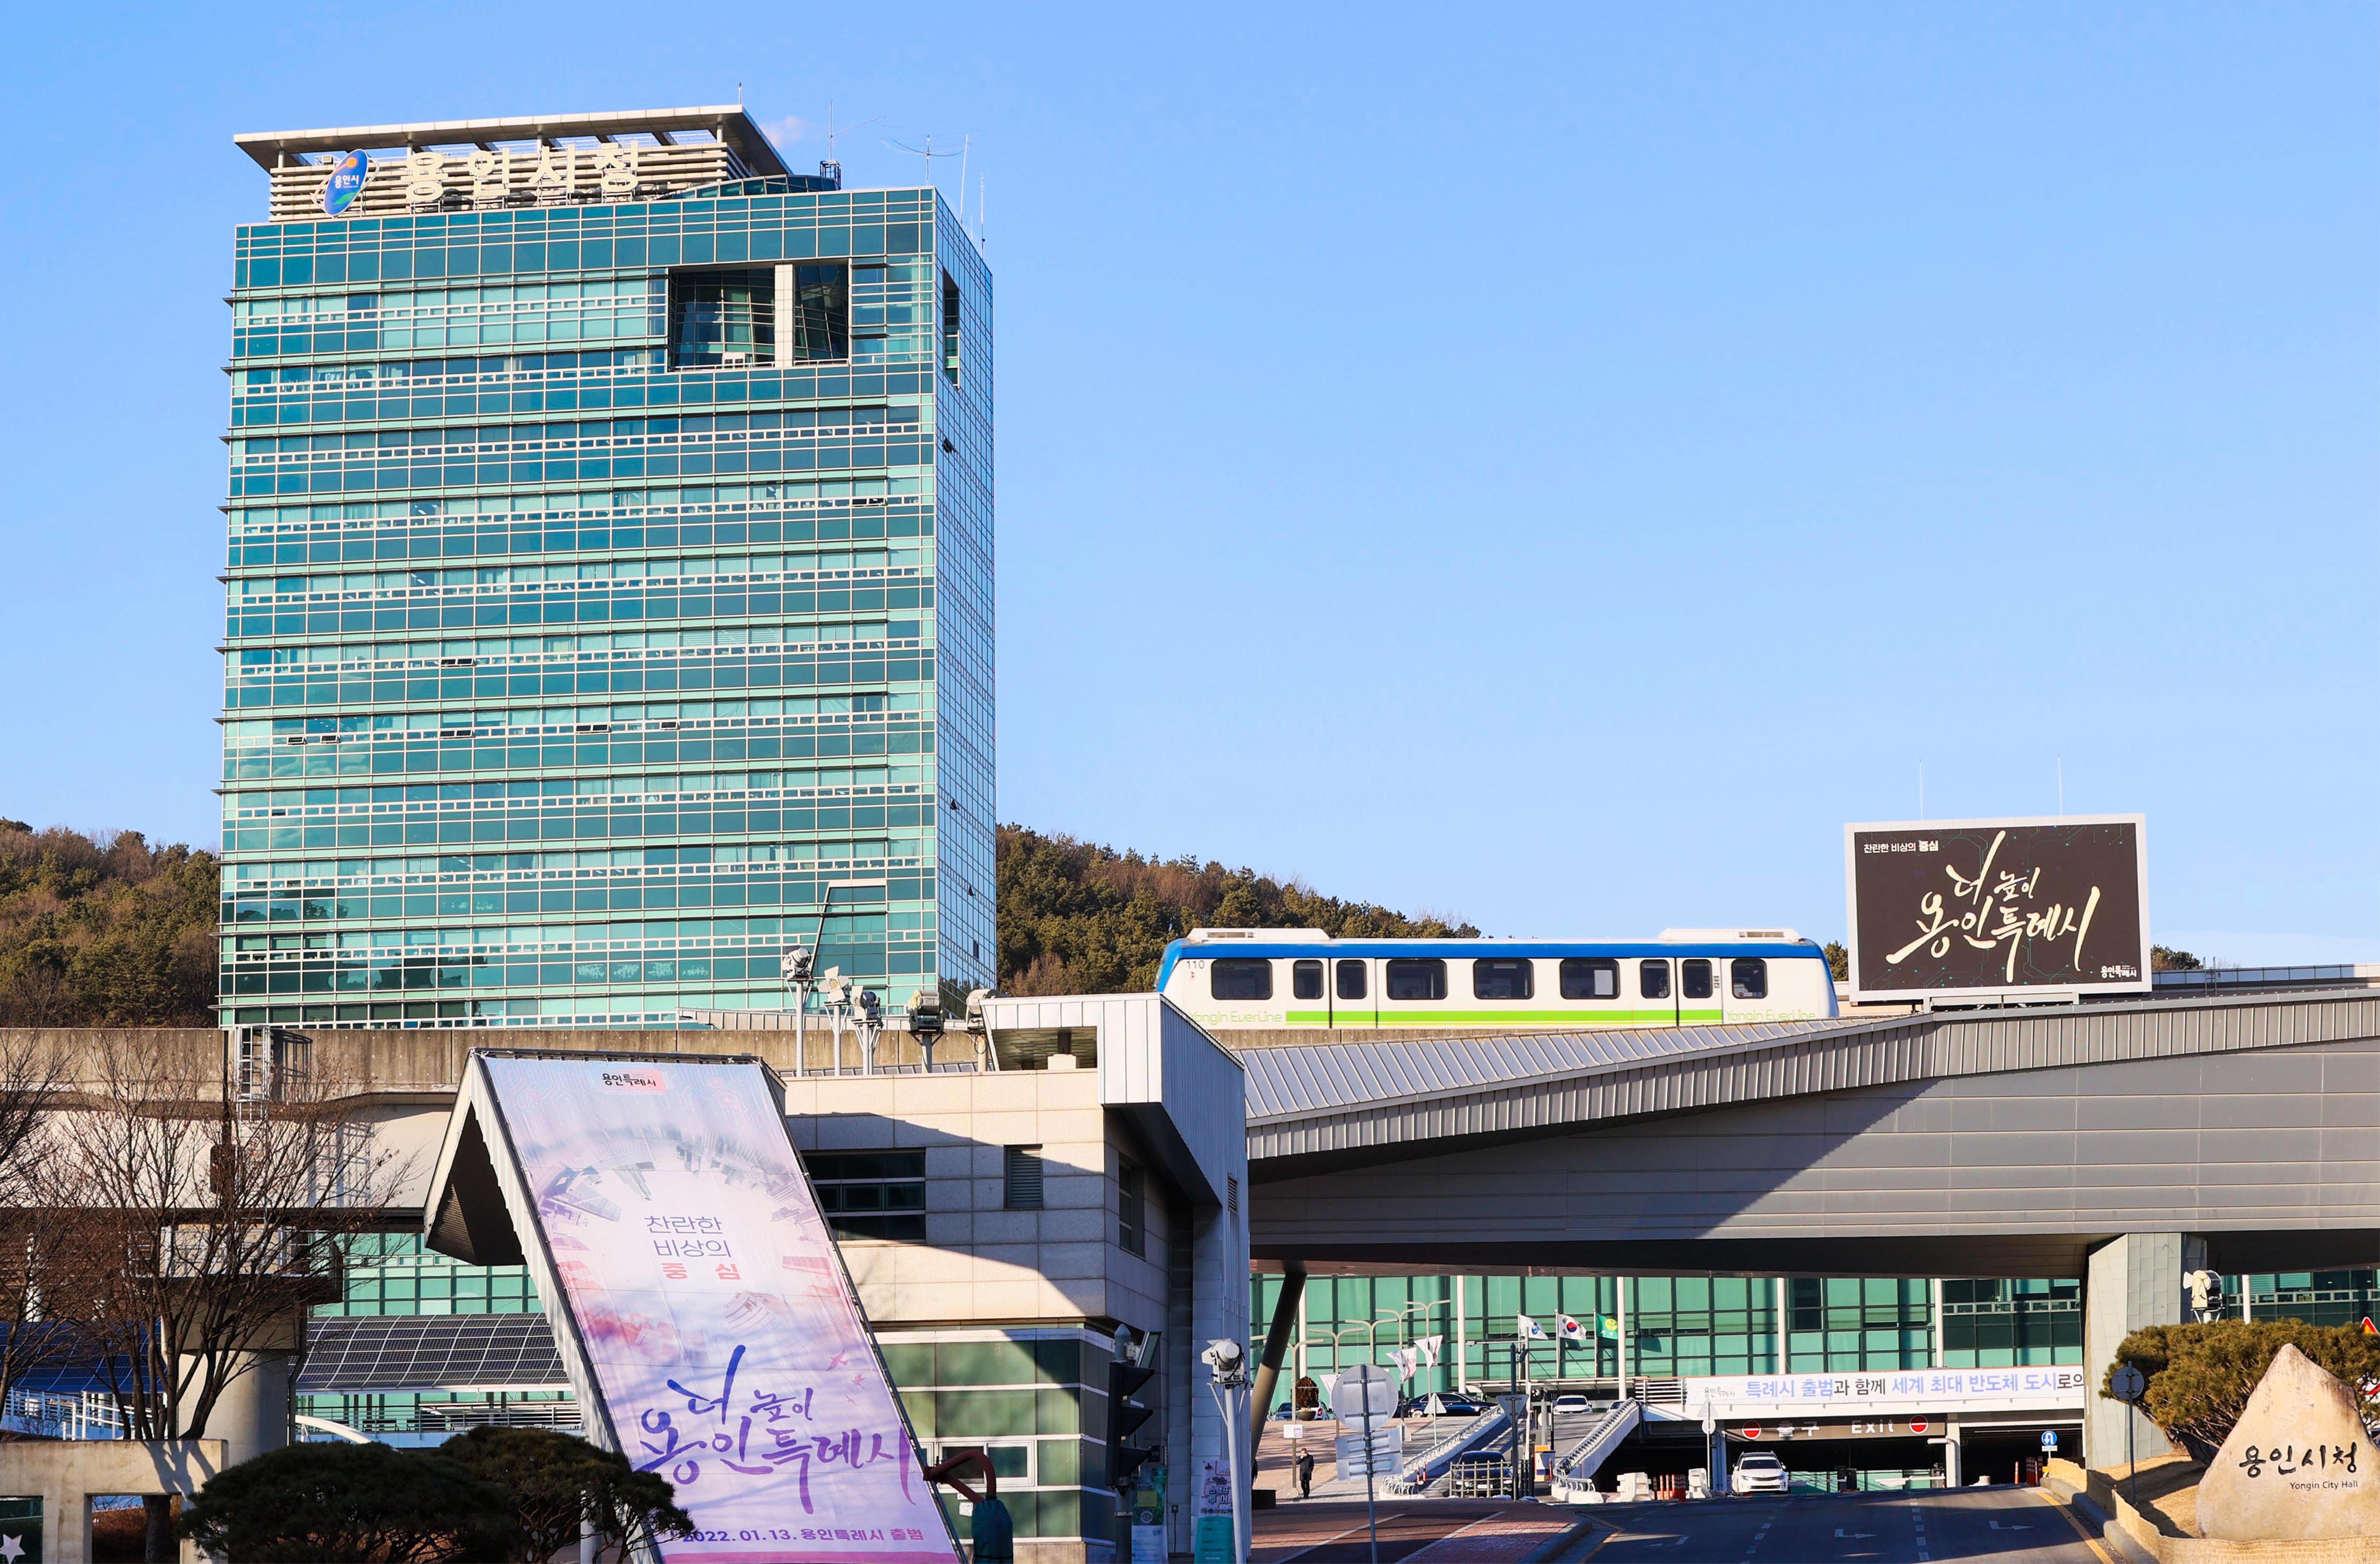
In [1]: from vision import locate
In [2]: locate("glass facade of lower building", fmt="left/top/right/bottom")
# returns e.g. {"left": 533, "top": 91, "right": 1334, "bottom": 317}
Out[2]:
{"left": 883, "top": 1330, "right": 1108, "bottom": 1550}
{"left": 1252, "top": 1269, "right": 2380, "bottom": 1396}
{"left": 219, "top": 114, "right": 994, "bottom": 1027}
{"left": 1252, "top": 1273, "right": 2102, "bottom": 1399}
{"left": 2219, "top": 1271, "right": 2380, "bottom": 1328}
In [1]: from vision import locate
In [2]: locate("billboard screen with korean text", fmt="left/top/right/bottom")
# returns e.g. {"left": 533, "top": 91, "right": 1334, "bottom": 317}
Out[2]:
{"left": 478, "top": 1056, "right": 961, "bottom": 1564}
{"left": 1844, "top": 815, "right": 2149, "bottom": 1001}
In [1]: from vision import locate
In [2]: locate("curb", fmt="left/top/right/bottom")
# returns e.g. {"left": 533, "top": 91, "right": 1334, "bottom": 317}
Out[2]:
{"left": 1515, "top": 1512, "right": 1616, "bottom": 1564}
{"left": 2042, "top": 1477, "right": 2162, "bottom": 1564}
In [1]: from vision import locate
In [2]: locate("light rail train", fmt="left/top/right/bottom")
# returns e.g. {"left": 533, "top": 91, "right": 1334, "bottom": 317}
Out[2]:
{"left": 1155, "top": 928, "right": 1838, "bottom": 1031}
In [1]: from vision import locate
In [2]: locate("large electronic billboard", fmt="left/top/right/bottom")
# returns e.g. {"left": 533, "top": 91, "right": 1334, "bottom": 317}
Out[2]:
{"left": 469, "top": 1054, "right": 962, "bottom": 1564}
{"left": 1844, "top": 815, "right": 2150, "bottom": 1002}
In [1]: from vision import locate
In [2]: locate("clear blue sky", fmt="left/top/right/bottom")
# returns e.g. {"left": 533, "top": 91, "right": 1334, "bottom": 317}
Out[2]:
{"left": 2, "top": 4, "right": 2372, "bottom": 960}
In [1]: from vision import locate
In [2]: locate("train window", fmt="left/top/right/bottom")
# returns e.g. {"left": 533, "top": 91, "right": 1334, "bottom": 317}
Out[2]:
{"left": 1385, "top": 959, "right": 1447, "bottom": 1001}
{"left": 1472, "top": 958, "right": 1534, "bottom": 1000}
{"left": 1559, "top": 959, "right": 1620, "bottom": 1000}
{"left": 1639, "top": 960, "right": 1670, "bottom": 1000}
{"left": 1292, "top": 960, "right": 1324, "bottom": 1001}
{"left": 1336, "top": 960, "right": 1368, "bottom": 1000}
{"left": 1681, "top": 959, "right": 1714, "bottom": 1000}
{"left": 1210, "top": 959, "right": 1273, "bottom": 1001}
{"left": 1731, "top": 958, "right": 1768, "bottom": 1000}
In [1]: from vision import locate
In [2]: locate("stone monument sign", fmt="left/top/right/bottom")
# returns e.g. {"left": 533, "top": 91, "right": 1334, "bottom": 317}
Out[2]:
{"left": 2197, "top": 1344, "right": 2380, "bottom": 1541}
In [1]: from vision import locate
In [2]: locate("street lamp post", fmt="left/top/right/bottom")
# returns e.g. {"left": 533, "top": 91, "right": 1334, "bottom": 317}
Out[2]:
{"left": 1312, "top": 1297, "right": 1454, "bottom": 1410}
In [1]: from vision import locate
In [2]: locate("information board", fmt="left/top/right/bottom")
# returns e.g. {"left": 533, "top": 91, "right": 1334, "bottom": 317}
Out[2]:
{"left": 477, "top": 1056, "right": 960, "bottom": 1564}
{"left": 1844, "top": 815, "right": 2150, "bottom": 1001}
{"left": 1191, "top": 1460, "right": 1234, "bottom": 1564}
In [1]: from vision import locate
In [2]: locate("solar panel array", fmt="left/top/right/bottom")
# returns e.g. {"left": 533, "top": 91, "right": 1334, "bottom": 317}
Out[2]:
{"left": 299, "top": 1314, "right": 567, "bottom": 1394}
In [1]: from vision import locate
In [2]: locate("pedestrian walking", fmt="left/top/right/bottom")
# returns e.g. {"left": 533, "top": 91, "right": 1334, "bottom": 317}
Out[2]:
{"left": 1294, "top": 1446, "right": 1314, "bottom": 1499}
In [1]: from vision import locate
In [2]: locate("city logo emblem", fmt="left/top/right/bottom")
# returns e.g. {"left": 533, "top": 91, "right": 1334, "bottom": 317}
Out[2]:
{"left": 320, "top": 150, "right": 368, "bottom": 216}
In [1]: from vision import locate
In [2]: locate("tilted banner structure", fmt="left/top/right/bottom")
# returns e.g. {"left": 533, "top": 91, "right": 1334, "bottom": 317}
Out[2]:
{"left": 425, "top": 1050, "right": 963, "bottom": 1564}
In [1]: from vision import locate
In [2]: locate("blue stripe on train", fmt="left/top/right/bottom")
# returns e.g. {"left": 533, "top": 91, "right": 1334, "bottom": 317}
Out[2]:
{"left": 1153, "top": 941, "right": 1825, "bottom": 992}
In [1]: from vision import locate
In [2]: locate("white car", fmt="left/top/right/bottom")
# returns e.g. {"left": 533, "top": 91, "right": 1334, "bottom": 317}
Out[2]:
{"left": 1731, "top": 1453, "right": 1788, "bottom": 1494}
{"left": 1550, "top": 1394, "right": 1593, "bottom": 1417}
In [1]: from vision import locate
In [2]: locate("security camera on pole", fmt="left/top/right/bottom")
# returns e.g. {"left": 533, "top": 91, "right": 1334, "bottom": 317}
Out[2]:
{"left": 907, "top": 988, "right": 944, "bottom": 1070}
{"left": 854, "top": 985, "right": 883, "bottom": 1074}
{"left": 779, "top": 944, "right": 814, "bottom": 1075}
{"left": 1201, "top": 1339, "right": 1250, "bottom": 1564}
{"left": 818, "top": 970, "right": 850, "bottom": 1073}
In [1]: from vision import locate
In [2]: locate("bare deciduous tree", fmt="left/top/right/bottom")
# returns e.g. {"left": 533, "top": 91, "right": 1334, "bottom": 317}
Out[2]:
{"left": 38, "top": 1033, "right": 406, "bottom": 1562}
{"left": 0, "top": 1033, "right": 75, "bottom": 1418}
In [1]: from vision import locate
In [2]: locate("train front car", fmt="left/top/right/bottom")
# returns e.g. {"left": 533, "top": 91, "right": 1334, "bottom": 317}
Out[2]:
{"left": 1154, "top": 928, "right": 1838, "bottom": 1032}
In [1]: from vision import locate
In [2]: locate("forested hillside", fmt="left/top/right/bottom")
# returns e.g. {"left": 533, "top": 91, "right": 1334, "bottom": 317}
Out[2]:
{"left": 0, "top": 822, "right": 218, "bottom": 1026}
{"left": 0, "top": 815, "right": 1477, "bottom": 1022}
{"left": 997, "top": 824, "right": 1478, "bottom": 995}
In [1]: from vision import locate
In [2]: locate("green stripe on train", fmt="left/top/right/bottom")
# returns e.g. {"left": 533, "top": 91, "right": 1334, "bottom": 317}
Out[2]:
{"left": 1274, "top": 1009, "right": 1727, "bottom": 1027}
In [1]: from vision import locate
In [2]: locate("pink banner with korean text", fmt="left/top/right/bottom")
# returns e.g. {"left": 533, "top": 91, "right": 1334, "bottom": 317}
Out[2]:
{"left": 471, "top": 1054, "right": 961, "bottom": 1564}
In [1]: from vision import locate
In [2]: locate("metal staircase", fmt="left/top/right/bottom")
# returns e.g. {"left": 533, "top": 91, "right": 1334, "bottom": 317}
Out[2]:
{"left": 1550, "top": 1400, "right": 1643, "bottom": 1498}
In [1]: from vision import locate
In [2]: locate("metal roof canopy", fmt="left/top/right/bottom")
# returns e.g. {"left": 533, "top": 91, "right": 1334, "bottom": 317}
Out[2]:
{"left": 1243, "top": 986, "right": 2380, "bottom": 1279}
{"left": 234, "top": 105, "right": 788, "bottom": 177}
{"left": 1244, "top": 987, "right": 2380, "bottom": 1164}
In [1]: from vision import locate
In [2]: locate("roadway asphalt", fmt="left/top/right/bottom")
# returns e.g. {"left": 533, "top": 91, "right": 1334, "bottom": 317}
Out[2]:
{"left": 1581, "top": 1487, "right": 2112, "bottom": 1563}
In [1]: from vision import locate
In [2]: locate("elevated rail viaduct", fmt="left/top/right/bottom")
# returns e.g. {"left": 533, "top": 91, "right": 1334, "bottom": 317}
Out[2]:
{"left": 1233, "top": 987, "right": 2380, "bottom": 1469}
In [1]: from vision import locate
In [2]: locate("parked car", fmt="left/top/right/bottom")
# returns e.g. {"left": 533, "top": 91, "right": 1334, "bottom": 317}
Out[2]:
{"left": 1732, "top": 1453, "right": 1788, "bottom": 1495}
{"left": 1400, "top": 1393, "right": 1487, "bottom": 1418}
{"left": 1549, "top": 1394, "right": 1594, "bottom": 1417}
{"left": 1272, "top": 1402, "right": 1295, "bottom": 1421}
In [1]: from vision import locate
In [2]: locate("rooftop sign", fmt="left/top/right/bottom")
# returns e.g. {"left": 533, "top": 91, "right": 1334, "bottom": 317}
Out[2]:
{"left": 319, "top": 150, "right": 368, "bottom": 216}
{"left": 235, "top": 106, "right": 789, "bottom": 225}
{"left": 1843, "top": 814, "right": 2150, "bottom": 1002}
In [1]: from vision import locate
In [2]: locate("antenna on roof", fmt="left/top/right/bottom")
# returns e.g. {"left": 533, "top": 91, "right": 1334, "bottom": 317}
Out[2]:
{"left": 883, "top": 133, "right": 961, "bottom": 196}
{"left": 825, "top": 103, "right": 882, "bottom": 179}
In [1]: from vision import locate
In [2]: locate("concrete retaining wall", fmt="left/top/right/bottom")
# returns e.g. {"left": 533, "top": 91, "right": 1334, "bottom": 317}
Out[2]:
{"left": 2044, "top": 1458, "right": 2380, "bottom": 1563}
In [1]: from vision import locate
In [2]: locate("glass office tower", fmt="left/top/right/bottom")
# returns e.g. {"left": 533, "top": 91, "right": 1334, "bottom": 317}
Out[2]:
{"left": 218, "top": 109, "right": 993, "bottom": 1026}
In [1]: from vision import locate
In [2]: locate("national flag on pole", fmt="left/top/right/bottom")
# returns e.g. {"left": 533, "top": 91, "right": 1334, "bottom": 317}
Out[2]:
{"left": 1557, "top": 1313, "right": 1587, "bottom": 1343}
{"left": 1517, "top": 1313, "right": 1548, "bottom": 1340}
{"left": 1416, "top": 1334, "right": 1444, "bottom": 1367}
{"left": 1392, "top": 1346, "right": 1419, "bottom": 1379}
